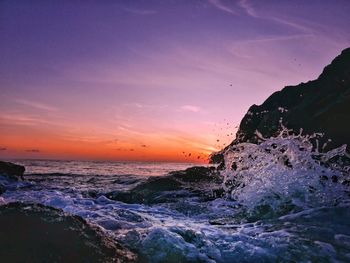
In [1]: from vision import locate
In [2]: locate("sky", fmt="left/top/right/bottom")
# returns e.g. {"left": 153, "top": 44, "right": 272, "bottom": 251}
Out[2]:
{"left": 0, "top": 0, "right": 350, "bottom": 163}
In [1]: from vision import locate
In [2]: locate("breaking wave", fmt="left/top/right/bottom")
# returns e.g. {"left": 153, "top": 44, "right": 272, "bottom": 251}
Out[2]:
{"left": 221, "top": 128, "right": 350, "bottom": 220}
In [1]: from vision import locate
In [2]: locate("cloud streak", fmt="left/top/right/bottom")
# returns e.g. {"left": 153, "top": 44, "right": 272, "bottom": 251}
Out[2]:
{"left": 15, "top": 99, "right": 59, "bottom": 112}
{"left": 237, "top": 0, "right": 311, "bottom": 32}
{"left": 180, "top": 105, "right": 201, "bottom": 113}
{"left": 238, "top": 0, "right": 256, "bottom": 17}
{"left": 0, "top": 113, "right": 60, "bottom": 127}
{"left": 232, "top": 34, "right": 314, "bottom": 45}
{"left": 209, "top": 0, "right": 311, "bottom": 33}
{"left": 208, "top": 0, "right": 237, "bottom": 15}
{"left": 123, "top": 8, "right": 157, "bottom": 15}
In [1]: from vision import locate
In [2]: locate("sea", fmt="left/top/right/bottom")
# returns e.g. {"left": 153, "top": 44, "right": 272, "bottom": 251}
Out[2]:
{"left": 1, "top": 132, "right": 350, "bottom": 262}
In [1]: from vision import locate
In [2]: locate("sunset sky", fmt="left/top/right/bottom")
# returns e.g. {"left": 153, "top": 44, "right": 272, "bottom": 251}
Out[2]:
{"left": 1, "top": 0, "right": 350, "bottom": 162}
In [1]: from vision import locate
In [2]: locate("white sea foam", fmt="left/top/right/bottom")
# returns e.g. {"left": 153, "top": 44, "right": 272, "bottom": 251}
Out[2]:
{"left": 221, "top": 128, "right": 349, "bottom": 217}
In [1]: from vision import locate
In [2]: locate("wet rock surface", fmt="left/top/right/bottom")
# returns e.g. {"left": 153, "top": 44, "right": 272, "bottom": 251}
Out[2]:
{"left": 0, "top": 202, "right": 137, "bottom": 263}
{"left": 0, "top": 161, "right": 25, "bottom": 180}
{"left": 105, "top": 166, "right": 223, "bottom": 204}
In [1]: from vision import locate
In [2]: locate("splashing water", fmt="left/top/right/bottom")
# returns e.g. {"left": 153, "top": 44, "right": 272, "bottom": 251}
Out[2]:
{"left": 221, "top": 128, "right": 350, "bottom": 219}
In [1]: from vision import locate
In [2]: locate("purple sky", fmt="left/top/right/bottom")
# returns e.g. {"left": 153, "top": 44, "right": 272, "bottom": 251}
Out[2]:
{"left": 0, "top": 0, "right": 350, "bottom": 161}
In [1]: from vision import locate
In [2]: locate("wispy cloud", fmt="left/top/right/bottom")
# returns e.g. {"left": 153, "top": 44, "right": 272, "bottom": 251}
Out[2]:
{"left": 123, "top": 8, "right": 157, "bottom": 15}
{"left": 233, "top": 34, "right": 313, "bottom": 45}
{"left": 226, "top": 33, "right": 314, "bottom": 65}
{"left": 15, "top": 99, "right": 59, "bottom": 112}
{"left": 237, "top": 0, "right": 310, "bottom": 32}
{"left": 0, "top": 113, "right": 58, "bottom": 126}
{"left": 208, "top": 0, "right": 237, "bottom": 15}
{"left": 123, "top": 103, "right": 168, "bottom": 110}
{"left": 132, "top": 103, "right": 144, "bottom": 108}
{"left": 270, "top": 17, "right": 311, "bottom": 32}
{"left": 0, "top": 147, "right": 7, "bottom": 151}
{"left": 180, "top": 105, "right": 201, "bottom": 113}
{"left": 209, "top": 0, "right": 310, "bottom": 33}
{"left": 238, "top": 0, "right": 256, "bottom": 17}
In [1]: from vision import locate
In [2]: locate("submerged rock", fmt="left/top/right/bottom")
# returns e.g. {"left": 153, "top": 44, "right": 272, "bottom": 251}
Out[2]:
{"left": 211, "top": 47, "right": 350, "bottom": 164}
{"left": 0, "top": 161, "right": 25, "bottom": 180}
{"left": 169, "top": 166, "right": 220, "bottom": 183}
{"left": 106, "top": 166, "right": 223, "bottom": 204}
{"left": 0, "top": 202, "right": 137, "bottom": 263}
{"left": 106, "top": 177, "right": 182, "bottom": 204}
{"left": 0, "top": 161, "right": 27, "bottom": 196}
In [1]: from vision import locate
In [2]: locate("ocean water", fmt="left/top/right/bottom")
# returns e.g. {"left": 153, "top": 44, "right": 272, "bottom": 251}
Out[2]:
{"left": 1, "top": 133, "right": 350, "bottom": 262}
{"left": 12, "top": 160, "right": 199, "bottom": 177}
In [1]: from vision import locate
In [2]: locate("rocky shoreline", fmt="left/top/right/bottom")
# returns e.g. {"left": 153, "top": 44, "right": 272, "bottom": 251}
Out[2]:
{"left": 0, "top": 161, "right": 138, "bottom": 263}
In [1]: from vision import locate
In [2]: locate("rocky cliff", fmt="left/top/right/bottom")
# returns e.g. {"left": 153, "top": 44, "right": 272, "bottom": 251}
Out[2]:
{"left": 211, "top": 47, "right": 350, "bottom": 164}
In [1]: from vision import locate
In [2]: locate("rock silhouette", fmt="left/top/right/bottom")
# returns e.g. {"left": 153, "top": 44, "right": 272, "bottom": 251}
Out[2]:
{"left": 211, "top": 48, "right": 350, "bottom": 164}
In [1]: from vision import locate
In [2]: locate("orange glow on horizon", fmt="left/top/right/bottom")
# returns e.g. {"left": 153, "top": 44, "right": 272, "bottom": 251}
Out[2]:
{"left": 0, "top": 118, "right": 235, "bottom": 163}
{"left": 0, "top": 98, "right": 239, "bottom": 162}
{"left": 0, "top": 138, "right": 210, "bottom": 163}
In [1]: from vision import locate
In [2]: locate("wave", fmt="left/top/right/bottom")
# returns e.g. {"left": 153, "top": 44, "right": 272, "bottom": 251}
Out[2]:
{"left": 220, "top": 127, "right": 350, "bottom": 220}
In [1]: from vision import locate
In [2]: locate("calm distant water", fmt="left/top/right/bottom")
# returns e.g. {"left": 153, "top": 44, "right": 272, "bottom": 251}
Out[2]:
{"left": 9, "top": 159, "right": 202, "bottom": 177}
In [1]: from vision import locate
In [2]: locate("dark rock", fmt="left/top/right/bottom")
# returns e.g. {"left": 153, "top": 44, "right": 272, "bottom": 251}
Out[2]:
{"left": 201, "top": 187, "right": 226, "bottom": 201}
{"left": 106, "top": 191, "right": 145, "bottom": 204}
{"left": 169, "top": 166, "right": 220, "bottom": 183}
{"left": 83, "top": 189, "right": 100, "bottom": 198}
{"left": 320, "top": 175, "right": 329, "bottom": 181}
{"left": 106, "top": 166, "right": 222, "bottom": 204}
{"left": 133, "top": 177, "right": 182, "bottom": 193}
{"left": 332, "top": 175, "right": 339, "bottom": 183}
{"left": 0, "top": 161, "right": 25, "bottom": 180}
{"left": 0, "top": 185, "right": 5, "bottom": 195}
{"left": 0, "top": 202, "right": 137, "bottom": 263}
{"left": 342, "top": 180, "right": 350, "bottom": 186}
{"left": 211, "top": 47, "right": 350, "bottom": 165}
{"left": 106, "top": 177, "right": 182, "bottom": 204}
